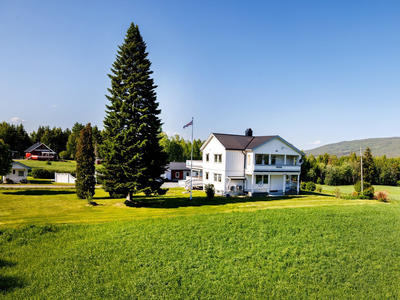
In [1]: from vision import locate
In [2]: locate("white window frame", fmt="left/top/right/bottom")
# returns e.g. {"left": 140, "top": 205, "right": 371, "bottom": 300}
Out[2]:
{"left": 214, "top": 154, "right": 222, "bottom": 163}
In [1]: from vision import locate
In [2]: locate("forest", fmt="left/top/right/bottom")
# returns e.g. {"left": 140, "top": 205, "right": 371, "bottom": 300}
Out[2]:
{"left": 301, "top": 147, "right": 400, "bottom": 186}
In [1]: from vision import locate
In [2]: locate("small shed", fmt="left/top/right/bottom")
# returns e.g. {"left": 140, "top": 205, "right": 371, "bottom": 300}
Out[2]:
{"left": 3, "top": 161, "right": 31, "bottom": 183}
{"left": 164, "top": 162, "right": 190, "bottom": 181}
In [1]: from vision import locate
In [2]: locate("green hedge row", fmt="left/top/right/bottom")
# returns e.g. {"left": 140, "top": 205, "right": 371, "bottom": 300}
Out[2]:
{"left": 31, "top": 169, "right": 76, "bottom": 179}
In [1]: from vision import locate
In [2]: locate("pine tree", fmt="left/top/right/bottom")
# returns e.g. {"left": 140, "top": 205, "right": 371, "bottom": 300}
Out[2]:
{"left": 75, "top": 123, "right": 96, "bottom": 200}
{"left": 0, "top": 139, "right": 12, "bottom": 177}
{"left": 101, "top": 22, "right": 168, "bottom": 202}
{"left": 363, "top": 147, "right": 375, "bottom": 184}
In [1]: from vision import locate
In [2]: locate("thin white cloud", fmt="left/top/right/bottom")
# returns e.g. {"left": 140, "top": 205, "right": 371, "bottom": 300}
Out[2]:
{"left": 10, "top": 117, "right": 26, "bottom": 123}
{"left": 51, "top": 105, "right": 59, "bottom": 108}
{"left": 309, "top": 140, "right": 321, "bottom": 145}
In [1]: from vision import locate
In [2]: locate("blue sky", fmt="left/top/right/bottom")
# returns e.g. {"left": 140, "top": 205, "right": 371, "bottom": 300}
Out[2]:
{"left": 1, "top": 1, "right": 400, "bottom": 150}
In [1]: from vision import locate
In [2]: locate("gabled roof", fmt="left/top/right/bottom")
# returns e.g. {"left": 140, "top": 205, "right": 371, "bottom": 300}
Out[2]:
{"left": 201, "top": 132, "right": 305, "bottom": 156}
{"left": 25, "top": 142, "right": 56, "bottom": 154}
{"left": 167, "top": 162, "right": 189, "bottom": 171}
{"left": 11, "top": 161, "right": 32, "bottom": 170}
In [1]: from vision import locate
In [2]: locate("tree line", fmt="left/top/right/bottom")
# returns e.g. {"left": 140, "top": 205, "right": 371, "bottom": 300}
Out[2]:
{"left": 301, "top": 147, "right": 400, "bottom": 186}
{"left": 0, "top": 121, "right": 202, "bottom": 163}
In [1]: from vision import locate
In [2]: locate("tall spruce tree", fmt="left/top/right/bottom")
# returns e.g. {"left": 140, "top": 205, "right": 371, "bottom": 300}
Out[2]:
{"left": 101, "top": 22, "right": 168, "bottom": 202}
{"left": 363, "top": 147, "right": 375, "bottom": 184}
{"left": 76, "top": 123, "right": 96, "bottom": 199}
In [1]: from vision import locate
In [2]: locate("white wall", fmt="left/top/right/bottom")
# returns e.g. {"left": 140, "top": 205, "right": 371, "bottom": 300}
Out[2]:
{"left": 202, "top": 136, "right": 226, "bottom": 194}
{"left": 3, "top": 164, "right": 28, "bottom": 183}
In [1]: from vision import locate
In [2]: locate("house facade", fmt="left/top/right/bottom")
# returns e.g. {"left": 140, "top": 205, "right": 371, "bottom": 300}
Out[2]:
{"left": 163, "top": 162, "right": 190, "bottom": 181}
{"left": 2, "top": 161, "right": 31, "bottom": 183}
{"left": 25, "top": 143, "right": 56, "bottom": 160}
{"left": 200, "top": 129, "right": 304, "bottom": 196}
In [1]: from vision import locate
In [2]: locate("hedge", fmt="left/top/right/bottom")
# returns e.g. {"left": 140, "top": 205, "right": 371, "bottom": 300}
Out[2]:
{"left": 31, "top": 169, "right": 76, "bottom": 179}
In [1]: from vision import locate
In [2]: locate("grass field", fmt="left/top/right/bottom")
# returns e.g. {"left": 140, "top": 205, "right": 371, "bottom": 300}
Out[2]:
{"left": 14, "top": 159, "right": 78, "bottom": 172}
{"left": 1, "top": 187, "right": 399, "bottom": 299}
{"left": 317, "top": 184, "right": 400, "bottom": 201}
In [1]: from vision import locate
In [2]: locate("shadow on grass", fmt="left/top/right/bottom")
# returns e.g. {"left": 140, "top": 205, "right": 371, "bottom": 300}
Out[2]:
{"left": 3, "top": 190, "right": 75, "bottom": 196}
{"left": 122, "top": 194, "right": 312, "bottom": 209}
{"left": 0, "top": 258, "right": 25, "bottom": 292}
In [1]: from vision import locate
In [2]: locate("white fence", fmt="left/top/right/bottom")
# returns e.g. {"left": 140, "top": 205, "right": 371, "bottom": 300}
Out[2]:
{"left": 55, "top": 173, "right": 76, "bottom": 184}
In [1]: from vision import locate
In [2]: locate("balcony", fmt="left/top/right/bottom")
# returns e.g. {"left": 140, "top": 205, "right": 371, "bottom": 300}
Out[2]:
{"left": 250, "top": 164, "right": 301, "bottom": 173}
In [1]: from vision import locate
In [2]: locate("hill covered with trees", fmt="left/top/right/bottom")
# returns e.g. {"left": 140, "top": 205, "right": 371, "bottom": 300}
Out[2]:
{"left": 305, "top": 137, "right": 400, "bottom": 158}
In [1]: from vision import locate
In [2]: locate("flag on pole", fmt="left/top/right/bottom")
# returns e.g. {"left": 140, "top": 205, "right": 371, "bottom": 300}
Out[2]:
{"left": 183, "top": 120, "right": 193, "bottom": 129}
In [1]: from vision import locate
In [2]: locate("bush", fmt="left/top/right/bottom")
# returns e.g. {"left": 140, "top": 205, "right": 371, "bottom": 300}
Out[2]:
{"left": 20, "top": 178, "right": 28, "bottom": 184}
{"left": 205, "top": 183, "right": 215, "bottom": 198}
{"left": 315, "top": 186, "right": 322, "bottom": 193}
{"left": 306, "top": 181, "right": 316, "bottom": 192}
{"left": 59, "top": 151, "right": 70, "bottom": 159}
{"left": 5, "top": 178, "right": 14, "bottom": 184}
{"left": 397, "top": 180, "right": 400, "bottom": 187}
{"left": 300, "top": 182, "right": 307, "bottom": 190}
{"left": 375, "top": 190, "right": 390, "bottom": 202}
{"left": 351, "top": 191, "right": 359, "bottom": 197}
{"left": 333, "top": 188, "right": 341, "bottom": 198}
{"left": 45, "top": 161, "right": 51, "bottom": 165}
{"left": 316, "top": 178, "right": 322, "bottom": 184}
{"left": 31, "top": 169, "right": 76, "bottom": 179}
{"left": 354, "top": 181, "right": 372, "bottom": 193}
{"left": 363, "top": 187, "right": 375, "bottom": 199}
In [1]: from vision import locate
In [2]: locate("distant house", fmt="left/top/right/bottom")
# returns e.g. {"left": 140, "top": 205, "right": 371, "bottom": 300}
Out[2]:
{"left": 25, "top": 143, "right": 56, "bottom": 160}
{"left": 199, "top": 128, "right": 304, "bottom": 196}
{"left": 163, "top": 162, "right": 190, "bottom": 181}
{"left": 2, "top": 161, "right": 31, "bottom": 183}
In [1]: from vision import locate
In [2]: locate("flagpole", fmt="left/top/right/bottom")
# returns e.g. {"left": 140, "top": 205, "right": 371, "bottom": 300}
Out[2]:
{"left": 190, "top": 117, "right": 194, "bottom": 200}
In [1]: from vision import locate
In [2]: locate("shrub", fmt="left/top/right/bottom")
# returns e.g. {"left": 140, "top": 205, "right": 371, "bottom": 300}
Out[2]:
{"left": 316, "top": 177, "right": 322, "bottom": 184}
{"left": 315, "top": 186, "right": 322, "bottom": 193}
{"left": 351, "top": 191, "right": 359, "bottom": 197}
{"left": 45, "top": 161, "right": 51, "bottom": 165}
{"left": 397, "top": 180, "right": 400, "bottom": 187}
{"left": 205, "top": 183, "right": 215, "bottom": 198}
{"left": 354, "top": 181, "right": 372, "bottom": 193}
{"left": 32, "top": 169, "right": 55, "bottom": 179}
{"left": 375, "top": 190, "right": 390, "bottom": 202}
{"left": 306, "top": 181, "right": 316, "bottom": 192}
{"left": 59, "top": 151, "right": 70, "bottom": 159}
{"left": 300, "top": 182, "right": 307, "bottom": 190}
{"left": 363, "top": 187, "right": 375, "bottom": 199}
{"left": 5, "top": 178, "right": 14, "bottom": 184}
{"left": 333, "top": 188, "right": 341, "bottom": 198}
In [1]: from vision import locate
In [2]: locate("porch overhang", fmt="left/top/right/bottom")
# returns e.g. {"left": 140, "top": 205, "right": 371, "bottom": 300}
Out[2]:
{"left": 227, "top": 176, "right": 247, "bottom": 180}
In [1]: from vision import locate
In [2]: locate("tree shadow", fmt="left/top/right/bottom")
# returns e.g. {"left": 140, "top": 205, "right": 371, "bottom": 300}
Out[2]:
{"left": 2, "top": 190, "right": 75, "bottom": 196}
{"left": 125, "top": 194, "right": 309, "bottom": 209}
{"left": 0, "top": 258, "right": 25, "bottom": 292}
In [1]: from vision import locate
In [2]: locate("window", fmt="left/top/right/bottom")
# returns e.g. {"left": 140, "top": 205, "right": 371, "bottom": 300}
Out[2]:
{"left": 255, "top": 154, "right": 262, "bottom": 165}
{"left": 247, "top": 155, "right": 251, "bottom": 165}
{"left": 12, "top": 170, "right": 15, "bottom": 174}
{"left": 206, "top": 154, "right": 209, "bottom": 162}
{"left": 263, "top": 155, "right": 269, "bottom": 165}
{"left": 175, "top": 172, "right": 180, "bottom": 178}
{"left": 256, "top": 175, "right": 263, "bottom": 185}
{"left": 214, "top": 154, "right": 222, "bottom": 163}
{"left": 271, "top": 156, "right": 276, "bottom": 165}
{"left": 18, "top": 171, "right": 24, "bottom": 177}
{"left": 263, "top": 175, "right": 269, "bottom": 184}
{"left": 205, "top": 172, "right": 209, "bottom": 180}
{"left": 214, "top": 173, "right": 221, "bottom": 182}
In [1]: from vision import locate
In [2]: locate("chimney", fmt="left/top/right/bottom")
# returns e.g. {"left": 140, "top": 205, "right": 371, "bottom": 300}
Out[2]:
{"left": 245, "top": 128, "right": 253, "bottom": 137}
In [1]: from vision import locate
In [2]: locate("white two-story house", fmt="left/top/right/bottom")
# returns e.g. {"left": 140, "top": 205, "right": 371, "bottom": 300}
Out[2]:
{"left": 200, "top": 129, "right": 304, "bottom": 196}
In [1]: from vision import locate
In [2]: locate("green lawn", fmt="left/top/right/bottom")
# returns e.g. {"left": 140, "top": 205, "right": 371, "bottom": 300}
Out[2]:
{"left": 317, "top": 184, "right": 400, "bottom": 200}
{"left": 14, "top": 159, "right": 78, "bottom": 172}
{"left": 1, "top": 187, "right": 399, "bottom": 299}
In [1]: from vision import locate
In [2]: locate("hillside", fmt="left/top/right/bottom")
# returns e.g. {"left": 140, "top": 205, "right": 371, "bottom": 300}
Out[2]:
{"left": 305, "top": 137, "right": 400, "bottom": 158}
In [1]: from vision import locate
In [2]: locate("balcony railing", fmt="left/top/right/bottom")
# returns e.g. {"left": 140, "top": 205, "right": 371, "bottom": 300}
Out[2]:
{"left": 250, "top": 164, "right": 301, "bottom": 172}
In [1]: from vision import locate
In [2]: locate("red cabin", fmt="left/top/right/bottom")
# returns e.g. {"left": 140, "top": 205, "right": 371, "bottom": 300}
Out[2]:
{"left": 25, "top": 143, "right": 56, "bottom": 160}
